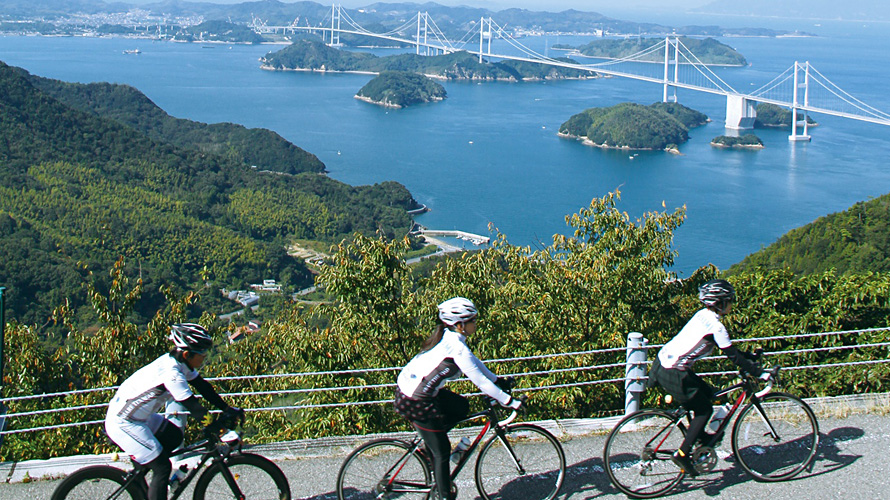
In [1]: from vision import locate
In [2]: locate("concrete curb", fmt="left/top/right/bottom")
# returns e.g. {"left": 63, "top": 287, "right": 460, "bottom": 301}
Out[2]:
{"left": 3, "top": 391, "right": 887, "bottom": 484}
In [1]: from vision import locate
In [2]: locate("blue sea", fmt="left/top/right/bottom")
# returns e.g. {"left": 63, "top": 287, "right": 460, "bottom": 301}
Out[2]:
{"left": 1, "top": 15, "right": 888, "bottom": 275}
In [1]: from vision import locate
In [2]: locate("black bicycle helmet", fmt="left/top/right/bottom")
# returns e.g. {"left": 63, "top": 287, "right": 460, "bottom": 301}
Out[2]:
{"left": 698, "top": 279, "right": 736, "bottom": 309}
{"left": 169, "top": 323, "right": 213, "bottom": 354}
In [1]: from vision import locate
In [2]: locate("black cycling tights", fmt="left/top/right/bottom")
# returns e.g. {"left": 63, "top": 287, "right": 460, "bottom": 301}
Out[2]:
{"left": 411, "top": 390, "right": 469, "bottom": 500}
{"left": 143, "top": 419, "right": 184, "bottom": 500}
{"left": 680, "top": 393, "right": 713, "bottom": 454}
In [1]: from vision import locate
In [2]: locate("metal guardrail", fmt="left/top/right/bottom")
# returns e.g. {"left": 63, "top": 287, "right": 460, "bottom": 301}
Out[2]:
{"left": 1, "top": 327, "right": 889, "bottom": 437}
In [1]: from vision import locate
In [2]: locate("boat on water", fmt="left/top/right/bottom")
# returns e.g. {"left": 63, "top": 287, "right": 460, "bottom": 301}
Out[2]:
{"left": 123, "top": 49, "right": 141, "bottom": 54}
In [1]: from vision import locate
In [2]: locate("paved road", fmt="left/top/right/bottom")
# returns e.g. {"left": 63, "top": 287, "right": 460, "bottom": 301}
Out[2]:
{"left": 5, "top": 410, "right": 888, "bottom": 499}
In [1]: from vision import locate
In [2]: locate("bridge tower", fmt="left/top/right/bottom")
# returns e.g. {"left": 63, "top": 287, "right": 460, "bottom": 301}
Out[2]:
{"left": 662, "top": 37, "right": 679, "bottom": 103}
{"left": 789, "top": 61, "right": 812, "bottom": 142}
{"left": 479, "top": 17, "right": 493, "bottom": 63}
{"left": 329, "top": 4, "right": 342, "bottom": 47}
{"left": 416, "top": 12, "right": 429, "bottom": 55}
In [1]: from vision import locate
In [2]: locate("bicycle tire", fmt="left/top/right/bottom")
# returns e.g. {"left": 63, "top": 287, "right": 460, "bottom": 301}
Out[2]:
{"left": 731, "top": 392, "right": 819, "bottom": 482}
{"left": 50, "top": 465, "right": 147, "bottom": 500}
{"left": 474, "top": 424, "right": 566, "bottom": 500}
{"left": 603, "top": 409, "right": 686, "bottom": 499}
{"left": 192, "top": 452, "right": 292, "bottom": 500}
{"left": 336, "top": 438, "right": 432, "bottom": 500}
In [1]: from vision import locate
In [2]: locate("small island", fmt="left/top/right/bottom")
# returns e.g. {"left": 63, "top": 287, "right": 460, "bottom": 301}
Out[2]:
{"left": 711, "top": 134, "right": 764, "bottom": 149}
{"left": 559, "top": 102, "right": 708, "bottom": 151}
{"left": 566, "top": 36, "right": 747, "bottom": 66}
{"left": 755, "top": 103, "right": 818, "bottom": 128}
{"left": 262, "top": 38, "right": 599, "bottom": 81}
{"left": 355, "top": 71, "right": 447, "bottom": 108}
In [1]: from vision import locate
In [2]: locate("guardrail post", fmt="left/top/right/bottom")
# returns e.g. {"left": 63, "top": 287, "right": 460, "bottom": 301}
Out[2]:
{"left": 625, "top": 331, "right": 648, "bottom": 415}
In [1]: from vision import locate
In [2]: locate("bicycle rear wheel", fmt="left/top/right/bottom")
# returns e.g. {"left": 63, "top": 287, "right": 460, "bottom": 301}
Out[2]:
{"left": 50, "top": 465, "right": 146, "bottom": 500}
{"left": 732, "top": 392, "right": 819, "bottom": 481}
{"left": 336, "top": 438, "right": 432, "bottom": 500}
{"left": 603, "top": 410, "right": 686, "bottom": 499}
{"left": 474, "top": 424, "right": 566, "bottom": 500}
{"left": 193, "top": 452, "right": 291, "bottom": 500}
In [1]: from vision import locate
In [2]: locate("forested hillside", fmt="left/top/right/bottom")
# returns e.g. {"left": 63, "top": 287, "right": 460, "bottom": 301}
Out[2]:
{"left": 574, "top": 36, "right": 747, "bottom": 66}
{"left": 559, "top": 102, "right": 708, "bottom": 150}
{"left": 0, "top": 61, "right": 418, "bottom": 324}
{"left": 262, "top": 38, "right": 595, "bottom": 81}
{"left": 356, "top": 71, "right": 447, "bottom": 108}
{"left": 20, "top": 69, "right": 324, "bottom": 175}
{"left": 729, "top": 193, "right": 890, "bottom": 275}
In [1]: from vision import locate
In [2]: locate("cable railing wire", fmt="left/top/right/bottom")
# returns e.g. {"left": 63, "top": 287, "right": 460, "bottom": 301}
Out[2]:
{"left": 3, "top": 329, "right": 889, "bottom": 435}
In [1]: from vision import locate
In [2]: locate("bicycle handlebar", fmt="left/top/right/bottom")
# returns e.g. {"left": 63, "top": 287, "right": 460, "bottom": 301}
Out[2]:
{"left": 754, "top": 366, "right": 780, "bottom": 399}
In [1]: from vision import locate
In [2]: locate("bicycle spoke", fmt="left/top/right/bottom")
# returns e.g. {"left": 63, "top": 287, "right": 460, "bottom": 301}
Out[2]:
{"left": 337, "top": 439, "right": 432, "bottom": 500}
{"left": 603, "top": 410, "right": 685, "bottom": 499}
{"left": 475, "top": 424, "right": 565, "bottom": 500}
{"left": 732, "top": 393, "right": 819, "bottom": 482}
{"left": 194, "top": 453, "right": 291, "bottom": 500}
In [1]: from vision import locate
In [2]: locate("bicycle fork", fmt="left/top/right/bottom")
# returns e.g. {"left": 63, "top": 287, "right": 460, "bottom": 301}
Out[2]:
{"left": 493, "top": 427, "right": 527, "bottom": 475}
{"left": 749, "top": 399, "right": 782, "bottom": 442}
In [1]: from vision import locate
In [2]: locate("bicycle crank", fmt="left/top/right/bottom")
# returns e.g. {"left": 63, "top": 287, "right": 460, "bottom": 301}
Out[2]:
{"left": 692, "top": 446, "right": 718, "bottom": 473}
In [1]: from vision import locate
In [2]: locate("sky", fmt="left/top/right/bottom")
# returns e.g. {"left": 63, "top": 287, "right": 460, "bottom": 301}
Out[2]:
{"left": 144, "top": 0, "right": 714, "bottom": 11}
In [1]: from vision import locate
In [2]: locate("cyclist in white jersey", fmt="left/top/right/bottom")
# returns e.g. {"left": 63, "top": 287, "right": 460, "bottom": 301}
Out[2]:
{"left": 105, "top": 323, "right": 242, "bottom": 500}
{"left": 394, "top": 297, "right": 523, "bottom": 500}
{"left": 649, "top": 280, "right": 767, "bottom": 476}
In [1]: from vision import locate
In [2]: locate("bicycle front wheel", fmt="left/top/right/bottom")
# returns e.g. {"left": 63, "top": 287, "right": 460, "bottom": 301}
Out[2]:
{"left": 336, "top": 438, "right": 432, "bottom": 500}
{"left": 193, "top": 452, "right": 292, "bottom": 500}
{"left": 603, "top": 410, "right": 686, "bottom": 499}
{"left": 474, "top": 424, "right": 566, "bottom": 500}
{"left": 732, "top": 392, "right": 819, "bottom": 482}
{"left": 50, "top": 465, "right": 146, "bottom": 500}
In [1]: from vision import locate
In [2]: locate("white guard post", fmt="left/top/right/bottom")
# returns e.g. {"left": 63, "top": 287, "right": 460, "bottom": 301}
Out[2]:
{"left": 625, "top": 332, "right": 648, "bottom": 415}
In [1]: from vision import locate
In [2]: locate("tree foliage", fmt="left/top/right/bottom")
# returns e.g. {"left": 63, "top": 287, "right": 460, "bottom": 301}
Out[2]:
{"left": 576, "top": 36, "right": 747, "bottom": 66}
{"left": 263, "top": 39, "right": 595, "bottom": 81}
{"left": 730, "top": 194, "right": 890, "bottom": 275}
{"left": 5, "top": 192, "right": 890, "bottom": 461}
{"left": 0, "top": 61, "right": 418, "bottom": 324}
{"left": 356, "top": 71, "right": 447, "bottom": 108}
{"left": 559, "top": 102, "right": 703, "bottom": 150}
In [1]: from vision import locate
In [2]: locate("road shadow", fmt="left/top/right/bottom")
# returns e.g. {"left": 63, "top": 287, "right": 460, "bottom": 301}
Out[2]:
{"left": 683, "top": 426, "right": 865, "bottom": 497}
{"left": 560, "top": 456, "right": 616, "bottom": 499}
{"left": 290, "top": 428, "right": 865, "bottom": 500}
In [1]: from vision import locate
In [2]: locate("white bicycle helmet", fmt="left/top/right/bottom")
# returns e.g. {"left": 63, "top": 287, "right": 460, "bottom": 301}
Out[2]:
{"left": 437, "top": 297, "right": 478, "bottom": 326}
{"left": 169, "top": 323, "right": 213, "bottom": 354}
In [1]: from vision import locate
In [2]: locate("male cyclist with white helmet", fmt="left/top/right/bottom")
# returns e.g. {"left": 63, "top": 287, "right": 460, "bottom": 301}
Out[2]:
{"left": 649, "top": 279, "right": 766, "bottom": 476}
{"left": 394, "top": 297, "right": 523, "bottom": 500}
{"left": 105, "top": 323, "right": 242, "bottom": 500}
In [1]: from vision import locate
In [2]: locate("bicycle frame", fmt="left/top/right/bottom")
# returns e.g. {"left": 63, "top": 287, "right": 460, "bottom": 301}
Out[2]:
{"left": 106, "top": 430, "right": 242, "bottom": 500}
{"left": 383, "top": 403, "right": 521, "bottom": 495}
{"left": 645, "top": 370, "right": 778, "bottom": 458}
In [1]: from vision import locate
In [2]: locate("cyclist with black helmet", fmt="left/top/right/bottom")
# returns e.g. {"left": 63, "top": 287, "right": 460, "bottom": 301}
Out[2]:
{"left": 105, "top": 323, "right": 243, "bottom": 500}
{"left": 648, "top": 279, "right": 768, "bottom": 476}
{"left": 394, "top": 297, "right": 523, "bottom": 500}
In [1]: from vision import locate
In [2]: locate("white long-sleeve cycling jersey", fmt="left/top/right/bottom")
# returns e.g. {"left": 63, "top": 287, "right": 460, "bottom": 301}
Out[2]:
{"left": 106, "top": 353, "right": 199, "bottom": 422}
{"left": 657, "top": 308, "right": 733, "bottom": 371}
{"left": 397, "top": 329, "right": 511, "bottom": 405}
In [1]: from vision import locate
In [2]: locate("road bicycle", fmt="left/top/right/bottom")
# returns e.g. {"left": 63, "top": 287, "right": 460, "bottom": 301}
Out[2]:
{"left": 603, "top": 366, "right": 819, "bottom": 498}
{"left": 336, "top": 394, "right": 566, "bottom": 500}
{"left": 50, "top": 414, "right": 291, "bottom": 500}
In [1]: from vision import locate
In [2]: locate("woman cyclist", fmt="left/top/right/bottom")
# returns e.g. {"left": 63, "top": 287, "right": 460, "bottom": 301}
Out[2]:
{"left": 394, "top": 297, "right": 523, "bottom": 500}
{"left": 105, "top": 323, "right": 242, "bottom": 500}
{"left": 648, "top": 279, "right": 768, "bottom": 476}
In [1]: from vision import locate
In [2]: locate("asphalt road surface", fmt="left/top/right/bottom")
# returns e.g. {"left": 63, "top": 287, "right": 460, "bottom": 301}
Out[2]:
{"left": 5, "top": 409, "right": 888, "bottom": 500}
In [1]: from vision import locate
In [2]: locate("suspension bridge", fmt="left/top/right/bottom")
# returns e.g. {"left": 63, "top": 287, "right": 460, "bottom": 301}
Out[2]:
{"left": 252, "top": 4, "right": 890, "bottom": 142}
